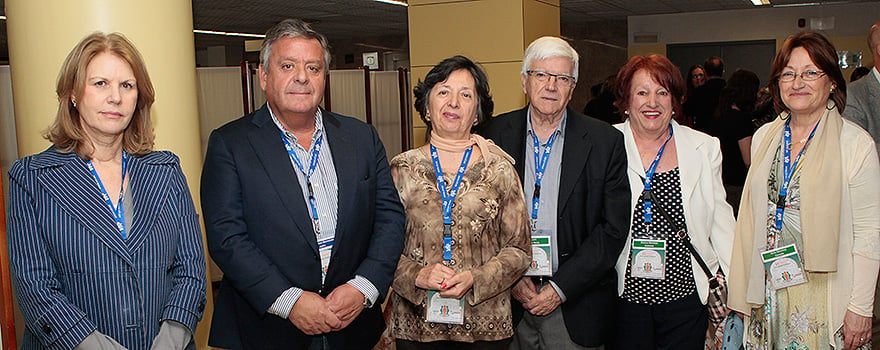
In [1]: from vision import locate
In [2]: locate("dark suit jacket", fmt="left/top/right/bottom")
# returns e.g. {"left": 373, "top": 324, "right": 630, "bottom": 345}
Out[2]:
{"left": 7, "top": 149, "right": 206, "bottom": 350}
{"left": 478, "top": 107, "right": 631, "bottom": 347}
{"left": 684, "top": 77, "right": 726, "bottom": 133}
{"left": 202, "top": 104, "right": 405, "bottom": 350}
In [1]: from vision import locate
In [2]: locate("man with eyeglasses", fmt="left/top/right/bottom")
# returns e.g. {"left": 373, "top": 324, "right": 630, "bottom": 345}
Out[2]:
{"left": 478, "top": 36, "right": 630, "bottom": 350}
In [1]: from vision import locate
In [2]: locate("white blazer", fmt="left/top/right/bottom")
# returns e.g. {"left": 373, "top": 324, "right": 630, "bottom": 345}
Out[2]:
{"left": 614, "top": 120, "right": 736, "bottom": 303}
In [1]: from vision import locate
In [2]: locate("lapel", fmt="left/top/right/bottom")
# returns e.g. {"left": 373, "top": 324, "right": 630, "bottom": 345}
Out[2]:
{"left": 620, "top": 120, "right": 648, "bottom": 206}
{"left": 34, "top": 150, "right": 134, "bottom": 266}
{"left": 247, "top": 104, "right": 319, "bottom": 254}
{"left": 495, "top": 107, "right": 528, "bottom": 179}
{"left": 558, "top": 109, "right": 592, "bottom": 213}
{"left": 126, "top": 152, "right": 175, "bottom": 255}
{"left": 670, "top": 122, "right": 702, "bottom": 206}
{"left": 619, "top": 120, "right": 701, "bottom": 204}
{"left": 323, "top": 110, "right": 357, "bottom": 256}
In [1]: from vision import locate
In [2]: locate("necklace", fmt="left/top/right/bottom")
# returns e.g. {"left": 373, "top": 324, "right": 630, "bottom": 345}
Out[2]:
{"left": 797, "top": 137, "right": 808, "bottom": 144}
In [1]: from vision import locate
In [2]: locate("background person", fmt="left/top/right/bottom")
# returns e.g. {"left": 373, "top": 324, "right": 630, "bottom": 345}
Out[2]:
{"left": 844, "top": 20, "right": 880, "bottom": 158}
{"left": 390, "top": 55, "right": 530, "bottom": 350}
{"left": 687, "top": 64, "right": 707, "bottom": 93}
{"left": 850, "top": 66, "right": 871, "bottom": 82}
{"left": 685, "top": 57, "right": 726, "bottom": 133}
{"left": 728, "top": 31, "right": 880, "bottom": 350}
{"left": 7, "top": 32, "right": 206, "bottom": 350}
{"left": 608, "top": 54, "right": 734, "bottom": 350}
{"left": 713, "top": 69, "right": 760, "bottom": 213}
{"left": 583, "top": 74, "right": 622, "bottom": 125}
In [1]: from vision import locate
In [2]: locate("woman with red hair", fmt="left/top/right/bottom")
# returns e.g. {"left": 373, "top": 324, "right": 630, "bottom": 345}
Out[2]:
{"left": 609, "top": 54, "right": 735, "bottom": 349}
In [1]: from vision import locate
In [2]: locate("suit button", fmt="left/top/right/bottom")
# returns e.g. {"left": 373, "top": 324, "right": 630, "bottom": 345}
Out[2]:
{"left": 198, "top": 301, "right": 205, "bottom": 312}
{"left": 42, "top": 323, "right": 52, "bottom": 334}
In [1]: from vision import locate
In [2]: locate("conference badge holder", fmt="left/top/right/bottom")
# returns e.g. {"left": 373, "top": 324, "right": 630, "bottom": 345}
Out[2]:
{"left": 426, "top": 290, "right": 464, "bottom": 324}
{"left": 630, "top": 238, "right": 666, "bottom": 279}
{"left": 761, "top": 244, "right": 807, "bottom": 290}
{"left": 525, "top": 234, "right": 552, "bottom": 276}
{"left": 318, "top": 236, "right": 333, "bottom": 282}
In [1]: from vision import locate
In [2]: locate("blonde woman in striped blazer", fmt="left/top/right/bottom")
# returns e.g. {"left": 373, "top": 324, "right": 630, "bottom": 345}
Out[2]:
{"left": 6, "top": 32, "right": 206, "bottom": 350}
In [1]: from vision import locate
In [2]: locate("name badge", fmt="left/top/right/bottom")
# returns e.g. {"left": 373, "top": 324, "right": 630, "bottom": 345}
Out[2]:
{"left": 318, "top": 237, "right": 333, "bottom": 282}
{"left": 630, "top": 239, "right": 666, "bottom": 280}
{"left": 525, "top": 235, "right": 552, "bottom": 276}
{"left": 425, "top": 290, "right": 464, "bottom": 324}
{"left": 761, "top": 244, "right": 807, "bottom": 290}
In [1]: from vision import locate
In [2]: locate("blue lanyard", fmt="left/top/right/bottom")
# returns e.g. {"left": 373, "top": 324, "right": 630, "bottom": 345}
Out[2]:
{"left": 86, "top": 152, "right": 129, "bottom": 240}
{"left": 774, "top": 118, "right": 819, "bottom": 231}
{"left": 530, "top": 131, "right": 558, "bottom": 225}
{"left": 430, "top": 144, "right": 473, "bottom": 261}
{"left": 279, "top": 129, "right": 324, "bottom": 234}
{"left": 642, "top": 125, "right": 674, "bottom": 224}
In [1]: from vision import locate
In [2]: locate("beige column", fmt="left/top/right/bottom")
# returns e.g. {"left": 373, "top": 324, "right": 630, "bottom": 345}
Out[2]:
{"left": 408, "top": 0, "right": 560, "bottom": 146}
{"left": 5, "top": 0, "right": 213, "bottom": 347}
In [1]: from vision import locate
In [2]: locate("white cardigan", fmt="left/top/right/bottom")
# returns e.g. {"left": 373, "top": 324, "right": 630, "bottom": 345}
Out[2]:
{"left": 744, "top": 116, "right": 880, "bottom": 337}
{"left": 614, "top": 120, "right": 736, "bottom": 303}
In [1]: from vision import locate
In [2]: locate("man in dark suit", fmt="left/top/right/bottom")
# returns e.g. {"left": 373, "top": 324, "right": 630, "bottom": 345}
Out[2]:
{"left": 201, "top": 19, "right": 405, "bottom": 350}
{"left": 478, "top": 36, "right": 630, "bottom": 349}
{"left": 684, "top": 56, "right": 726, "bottom": 133}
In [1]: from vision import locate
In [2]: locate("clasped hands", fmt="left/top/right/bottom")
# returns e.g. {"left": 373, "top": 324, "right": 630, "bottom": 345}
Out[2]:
{"left": 415, "top": 263, "right": 474, "bottom": 299}
{"left": 511, "top": 277, "right": 562, "bottom": 316}
{"left": 288, "top": 284, "right": 365, "bottom": 335}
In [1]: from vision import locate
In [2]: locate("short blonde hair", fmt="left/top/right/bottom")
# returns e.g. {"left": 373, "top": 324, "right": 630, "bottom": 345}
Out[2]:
{"left": 45, "top": 32, "right": 155, "bottom": 158}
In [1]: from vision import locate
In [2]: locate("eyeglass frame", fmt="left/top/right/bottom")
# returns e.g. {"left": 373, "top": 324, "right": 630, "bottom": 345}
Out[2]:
{"left": 526, "top": 70, "right": 577, "bottom": 86}
{"left": 777, "top": 70, "right": 826, "bottom": 82}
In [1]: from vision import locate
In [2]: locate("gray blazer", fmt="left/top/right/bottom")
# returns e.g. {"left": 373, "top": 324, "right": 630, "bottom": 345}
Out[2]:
{"left": 843, "top": 71, "right": 880, "bottom": 156}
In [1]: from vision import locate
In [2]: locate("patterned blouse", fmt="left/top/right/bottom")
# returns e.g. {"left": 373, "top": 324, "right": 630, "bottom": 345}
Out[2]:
{"left": 389, "top": 146, "right": 531, "bottom": 343}
{"left": 622, "top": 168, "right": 697, "bottom": 304}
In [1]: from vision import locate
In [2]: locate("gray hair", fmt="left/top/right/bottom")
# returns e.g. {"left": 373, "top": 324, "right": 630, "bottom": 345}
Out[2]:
{"left": 521, "top": 36, "right": 579, "bottom": 81}
{"left": 260, "top": 19, "right": 332, "bottom": 72}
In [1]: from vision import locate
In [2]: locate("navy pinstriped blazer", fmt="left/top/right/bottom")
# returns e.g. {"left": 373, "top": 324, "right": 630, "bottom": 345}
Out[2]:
{"left": 6, "top": 148, "right": 207, "bottom": 350}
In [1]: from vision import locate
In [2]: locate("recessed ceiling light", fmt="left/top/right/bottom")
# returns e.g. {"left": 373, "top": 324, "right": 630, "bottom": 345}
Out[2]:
{"left": 750, "top": 0, "right": 771, "bottom": 5}
{"left": 193, "top": 29, "right": 265, "bottom": 38}
{"left": 374, "top": 0, "right": 408, "bottom": 6}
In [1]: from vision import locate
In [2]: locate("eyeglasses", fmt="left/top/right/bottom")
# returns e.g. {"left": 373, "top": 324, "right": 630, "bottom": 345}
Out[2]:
{"left": 526, "top": 70, "right": 576, "bottom": 87}
{"left": 691, "top": 73, "right": 705, "bottom": 78}
{"left": 778, "top": 70, "right": 826, "bottom": 82}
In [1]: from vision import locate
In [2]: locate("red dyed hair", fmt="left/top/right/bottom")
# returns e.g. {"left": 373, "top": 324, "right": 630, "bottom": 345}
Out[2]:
{"left": 614, "top": 54, "right": 686, "bottom": 118}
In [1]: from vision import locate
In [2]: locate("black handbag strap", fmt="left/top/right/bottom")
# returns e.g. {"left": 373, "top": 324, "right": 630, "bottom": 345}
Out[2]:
{"left": 641, "top": 189, "right": 718, "bottom": 287}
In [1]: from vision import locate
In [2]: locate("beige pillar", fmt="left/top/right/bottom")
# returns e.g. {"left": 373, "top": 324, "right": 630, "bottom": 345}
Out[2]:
{"left": 408, "top": 0, "right": 560, "bottom": 146}
{"left": 5, "top": 0, "right": 214, "bottom": 348}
